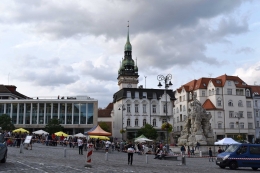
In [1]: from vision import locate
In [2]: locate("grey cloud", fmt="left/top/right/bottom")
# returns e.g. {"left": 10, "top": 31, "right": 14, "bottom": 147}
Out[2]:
{"left": 78, "top": 60, "right": 117, "bottom": 82}
{"left": 236, "top": 47, "right": 254, "bottom": 54}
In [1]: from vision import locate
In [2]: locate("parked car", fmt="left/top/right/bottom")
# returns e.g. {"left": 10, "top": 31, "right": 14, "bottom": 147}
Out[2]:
{"left": 0, "top": 133, "right": 7, "bottom": 163}
{"left": 216, "top": 144, "right": 260, "bottom": 170}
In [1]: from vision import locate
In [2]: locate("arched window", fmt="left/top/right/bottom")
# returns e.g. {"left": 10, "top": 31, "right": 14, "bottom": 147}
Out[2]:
{"left": 143, "top": 119, "right": 146, "bottom": 126}
{"left": 238, "top": 100, "right": 243, "bottom": 107}
{"left": 179, "top": 96, "right": 182, "bottom": 102}
{"left": 127, "top": 118, "right": 130, "bottom": 126}
{"left": 246, "top": 89, "right": 250, "bottom": 97}
{"left": 230, "top": 122, "right": 234, "bottom": 129}
{"left": 216, "top": 88, "right": 220, "bottom": 95}
{"left": 212, "top": 89, "right": 214, "bottom": 95}
{"left": 180, "top": 105, "right": 182, "bottom": 112}
{"left": 152, "top": 119, "right": 156, "bottom": 127}
{"left": 135, "top": 119, "right": 138, "bottom": 126}
{"left": 189, "top": 92, "right": 192, "bottom": 100}
{"left": 218, "top": 122, "right": 222, "bottom": 129}
{"left": 217, "top": 98, "right": 222, "bottom": 106}
{"left": 228, "top": 100, "right": 233, "bottom": 106}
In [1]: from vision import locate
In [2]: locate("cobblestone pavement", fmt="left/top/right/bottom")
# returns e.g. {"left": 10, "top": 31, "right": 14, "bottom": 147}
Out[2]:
{"left": 0, "top": 143, "right": 259, "bottom": 173}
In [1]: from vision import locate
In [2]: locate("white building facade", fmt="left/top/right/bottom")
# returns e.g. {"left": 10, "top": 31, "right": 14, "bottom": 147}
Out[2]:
{"left": 173, "top": 75, "right": 257, "bottom": 143}
{"left": 112, "top": 27, "right": 175, "bottom": 142}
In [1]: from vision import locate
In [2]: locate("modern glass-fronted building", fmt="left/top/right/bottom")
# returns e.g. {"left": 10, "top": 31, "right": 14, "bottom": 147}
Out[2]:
{"left": 0, "top": 85, "right": 98, "bottom": 134}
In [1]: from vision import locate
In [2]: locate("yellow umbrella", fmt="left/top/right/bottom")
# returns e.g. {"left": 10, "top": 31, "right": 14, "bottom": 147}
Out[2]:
{"left": 89, "top": 135, "right": 109, "bottom": 140}
{"left": 13, "top": 128, "right": 29, "bottom": 133}
{"left": 55, "top": 131, "right": 68, "bottom": 137}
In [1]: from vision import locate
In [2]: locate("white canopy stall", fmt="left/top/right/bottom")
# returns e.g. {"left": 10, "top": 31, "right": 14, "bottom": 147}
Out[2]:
{"left": 214, "top": 138, "right": 241, "bottom": 145}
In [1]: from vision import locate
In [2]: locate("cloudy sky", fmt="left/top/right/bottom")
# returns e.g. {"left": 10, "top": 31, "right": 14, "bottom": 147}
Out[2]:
{"left": 1, "top": 0, "right": 260, "bottom": 108}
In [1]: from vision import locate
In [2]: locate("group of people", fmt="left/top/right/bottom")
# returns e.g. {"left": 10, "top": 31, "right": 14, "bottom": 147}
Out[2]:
{"left": 180, "top": 142, "right": 200, "bottom": 157}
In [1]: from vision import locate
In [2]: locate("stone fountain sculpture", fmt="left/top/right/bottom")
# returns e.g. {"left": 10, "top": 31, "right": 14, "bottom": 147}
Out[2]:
{"left": 178, "top": 93, "right": 214, "bottom": 146}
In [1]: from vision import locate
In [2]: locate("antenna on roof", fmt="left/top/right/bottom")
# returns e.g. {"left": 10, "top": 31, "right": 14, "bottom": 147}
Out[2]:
{"left": 144, "top": 76, "right": 147, "bottom": 88}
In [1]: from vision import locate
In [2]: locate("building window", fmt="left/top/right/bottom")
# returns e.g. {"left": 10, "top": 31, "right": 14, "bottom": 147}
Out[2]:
{"left": 209, "top": 90, "right": 212, "bottom": 96}
{"left": 218, "top": 122, "right": 222, "bottom": 129}
{"left": 143, "top": 104, "right": 146, "bottom": 113}
{"left": 152, "top": 105, "right": 156, "bottom": 113}
{"left": 135, "top": 92, "right": 139, "bottom": 98}
{"left": 183, "top": 95, "right": 185, "bottom": 101}
{"left": 239, "top": 122, "right": 244, "bottom": 129}
{"left": 217, "top": 98, "right": 222, "bottom": 106}
{"left": 238, "top": 100, "right": 243, "bottom": 107}
{"left": 246, "top": 101, "right": 251, "bottom": 108}
{"left": 255, "top": 100, "right": 258, "bottom": 107}
{"left": 180, "top": 114, "right": 182, "bottom": 122}
{"left": 228, "top": 100, "right": 233, "bottom": 106}
{"left": 246, "top": 89, "right": 250, "bottom": 97}
{"left": 212, "top": 89, "right": 214, "bottom": 95}
{"left": 183, "top": 105, "right": 186, "bottom": 111}
{"left": 179, "top": 96, "right": 182, "bottom": 102}
{"left": 248, "top": 123, "right": 253, "bottom": 129}
{"left": 127, "top": 91, "right": 131, "bottom": 98}
{"left": 177, "top": 126, "right": 179, "bottom": 131}
{"left": 135, "top": 119, "right": 138, "bottom": 126}
{"left": 127, "top": 119, "right": 130, "bottom": 126}
{"left": 247, "top": 112, "right": 252, "bottom": 118}
{"left": 143, "top": 92, "right": 147, "bottom": 99}
{"left": 184, "top": 115, "right": 187, "bottom": 120}
{"left": 227, "top": 89, "right": 232, "bottom": 95}
{"left": 152, "top": 119, "right": 156, "bottom": 126}
{"left": 228, "top": 81, "right": 231, "bottom": 86}
{"left": 189, "top": 92, "right": 192, "bottom": 100}
{"left": 257, "top": 121, "right": 259, "bottom": 127}
{"left": 256, "top": 110, "right": 259, "bottom": 117}
{"left": 236, "top": 89, "right": 243, "bottom": 96}
{"left": 202, "top": 91, "right": 206, "bottom": 97}
{"left": 143, "top": 119, "right": 146, "bottom": 126}
{"left": 177, "top": 117, "right": 179, "bottom": 122}
{"left": 153, "top": 93, "right": 157, "bottom": 99}
{"left": 230, "top": 122, "right": 234, "bottom": 129}
{"left": 163, "top": 104, "right": 167, "bottom": 113}
{"left": 238, "top": 111, "right": 243, "bottom": 118}
{"left": 176, "top": 108, "right": 179, "bottom": 113}
{"left": 216, "top": 88, "right": 220, "bottom": 95}
{"left": 162, "top": 118, "right": 167, "bottom": 124}
{"left": 229, "top": 111, "right": 234, "bottom": 118}
{"left": 218, "top": 112, "right": 222, "bottom": 118}
{"left": 180, "top": 105, "right": 182, "bottom": 112}
{"left": 127, "top": 104, "right": 131, "bottom": 113}
{"left": 135, "top": 104, "right": 139, "bottom": 113}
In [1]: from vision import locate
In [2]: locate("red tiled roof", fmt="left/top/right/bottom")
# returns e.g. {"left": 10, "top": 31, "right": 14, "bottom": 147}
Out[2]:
{"left": 0, "top": 85, "right": 29, "bottom": 99}
{"left": 98, "top": 103, "right": 113, "bottom": 118}
{"left": 202, "top": 99, "right": 216, "bottom": 110}
{"left": 249, "top": 85, "right": 260, "bottom": 95}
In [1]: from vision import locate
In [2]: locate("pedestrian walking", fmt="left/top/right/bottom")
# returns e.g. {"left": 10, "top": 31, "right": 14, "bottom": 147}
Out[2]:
{"left": 208, "top": 147, "right": 213, "bottom": 162}
{"left": 180, "top": 145, "right": 186, "bottom": 156}
{"left": 127, "top": 141, "right": 135, "bottom": 165}
{"left": 187, "top": 146, "right": 191, "bottom": 157}
{"left": 78, "top": 137, "right": 83, "bottom": 155}
{"left": 191, "top": 146, "right": 195, "bottom": 155}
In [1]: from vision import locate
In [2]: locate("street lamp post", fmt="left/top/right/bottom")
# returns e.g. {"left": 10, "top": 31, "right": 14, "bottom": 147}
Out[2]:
{"left": 235, "top": 113, "right": 241, "bottom": 141}
{"left": 157, "top": 74, "right": 173, "bottom": 152}
{"left": 118, "top": 104, "right": 126, "bottom": 141}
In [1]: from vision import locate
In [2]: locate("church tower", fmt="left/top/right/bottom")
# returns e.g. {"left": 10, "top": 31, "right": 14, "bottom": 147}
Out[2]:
{"left": 117, "top": 23, "right": 139, "bottom": 89}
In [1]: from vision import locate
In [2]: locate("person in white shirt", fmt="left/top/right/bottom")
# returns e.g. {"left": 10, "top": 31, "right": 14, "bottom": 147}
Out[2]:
{"left": 77, "top": 137, "right": 83, "bottom": 155}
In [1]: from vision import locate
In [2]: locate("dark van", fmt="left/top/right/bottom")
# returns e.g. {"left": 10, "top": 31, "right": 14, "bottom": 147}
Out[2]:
{"left": 216, "top": 144, "right": 260, "bottom": 170}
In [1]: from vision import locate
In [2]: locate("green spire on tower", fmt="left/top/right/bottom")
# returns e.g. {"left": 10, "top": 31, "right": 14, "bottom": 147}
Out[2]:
{"left": 124, "top": 21, "right": 132, "bottom": 51}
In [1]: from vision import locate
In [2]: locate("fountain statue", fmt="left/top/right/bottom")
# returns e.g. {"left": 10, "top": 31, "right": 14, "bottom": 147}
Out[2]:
{"left": 178, "top": 93, "right": 214, "bottom": 146}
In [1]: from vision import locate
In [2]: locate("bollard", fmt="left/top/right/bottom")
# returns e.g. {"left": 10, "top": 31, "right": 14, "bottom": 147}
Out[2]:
{"left": 182, "top": 155, "right": 186, "bottom": 165}
{"left": 64, "top": 148, "right": 66, "bottom": 157}
{"left": 105, "top": 152, "right": 108, "bottom": 161}
{"left": 85, "top": 144, "right": 93, "bottom": 168}
{"left": 199, "top": 151, "right": 202, "bottom": 157}
{"left": 145, "top": 155, "right": 148, "bottom": 164}
{"left": 20, "top": 144, "right": 23, "bottom": 154}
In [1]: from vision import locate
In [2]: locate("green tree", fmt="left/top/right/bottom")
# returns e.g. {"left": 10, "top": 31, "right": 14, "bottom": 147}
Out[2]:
{"left": 0, "top": 114, "right": 15, "bottom": 131}
{"left": 45, "top": 118, "right": 64, "bottom": 135}
{"left": 99, "top": 122, "right": 110, "bottom": 132}
{"left": 137, "top": 124, "right": 158, "bottom": 140}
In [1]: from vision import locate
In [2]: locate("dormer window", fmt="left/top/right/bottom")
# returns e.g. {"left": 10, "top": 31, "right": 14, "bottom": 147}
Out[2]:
{"left": 246, "top": 89, "right": 250, "bottom": 97}
{"left": 242, "top": 82, "right": 246, "bottom": 85}
{"left": 234, "top": 81, "right": 239, "bottom": 84}
{"left": 216, "top": 80, "right": 221, "bottom": 84}
{"left": 228, "top": 81, "right": 231, "bottom": 86}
